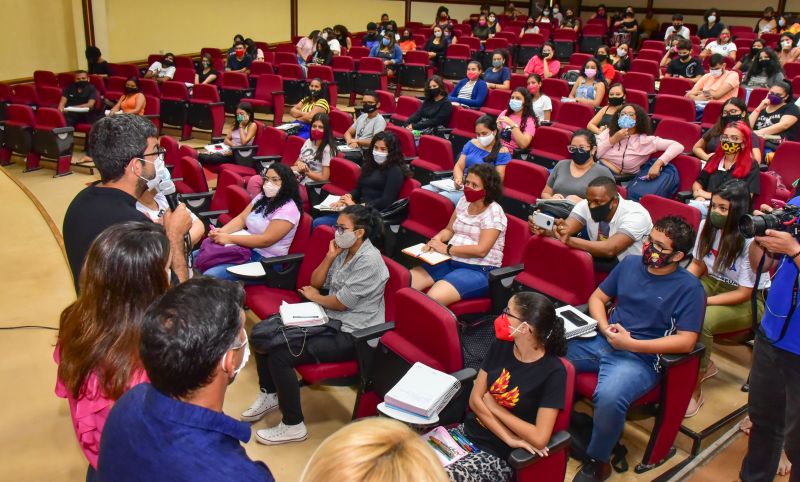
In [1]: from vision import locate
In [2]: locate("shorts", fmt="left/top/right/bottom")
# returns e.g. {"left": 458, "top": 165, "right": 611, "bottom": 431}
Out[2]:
{"left": 422, "top": 259, "right": 498, "bottom": 299}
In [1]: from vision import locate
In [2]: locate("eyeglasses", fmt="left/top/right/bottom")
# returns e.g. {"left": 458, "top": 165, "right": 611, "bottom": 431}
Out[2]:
{"left": 263, "top": 176, "right": 282, "bottom": 184}
{"left": 502, "top": 307, "right": 525, "bottom": 322}
{"left": 334, "top": 224, "right": 356, "bottom": 234}
{"left": 567, "top": 146, "right": 591, "bottom": 153}
{"left": 722, "top": 110, "right": 742, "bottom": 116}
{"left": 720, "top": 135, "right": 743, "bottom": 143}
{"left": 642, "top": 235, "right": 673, "bottom": 253}
{"left": 139, "top": 147, "right": 166, "bottom": 164}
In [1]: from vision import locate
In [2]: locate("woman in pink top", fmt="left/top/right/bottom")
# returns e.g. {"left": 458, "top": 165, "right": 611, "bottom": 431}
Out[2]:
{"left": 524, "top": 42, "right": 561, "bottom": 78}
{"left": 496, "top": 87, "right": 537, "bottom": 152}
{"left": 297, "top": 30, "right": 319, "bottom": 62}
{"left": 687, "top": 54, "right": 740, "bottom": 103}
{"left": 596, "top": 103, "right": 684, "bottom": 177}
{"left": 55, "top": 221, "right": 170, "bottom": 473}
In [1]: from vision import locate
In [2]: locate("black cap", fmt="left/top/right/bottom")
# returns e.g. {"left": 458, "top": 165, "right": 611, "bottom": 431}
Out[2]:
{"left": 367, "top": 22, "right": 377, "bottom": 30}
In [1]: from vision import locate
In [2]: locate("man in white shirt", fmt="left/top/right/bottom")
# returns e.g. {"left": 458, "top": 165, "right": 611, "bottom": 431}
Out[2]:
{"left": 145, "top": 52, "right": 176, "bottom": 83}
{"left": 664, "top": 14, "right": 691, "bottom": 42}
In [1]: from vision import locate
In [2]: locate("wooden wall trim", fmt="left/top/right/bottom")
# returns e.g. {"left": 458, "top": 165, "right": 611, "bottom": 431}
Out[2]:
{"left": 291, "top": 0, "right": 298, "bottom": 39}
{"left": 82, "top": 0, "right": 95, "bottom": 47}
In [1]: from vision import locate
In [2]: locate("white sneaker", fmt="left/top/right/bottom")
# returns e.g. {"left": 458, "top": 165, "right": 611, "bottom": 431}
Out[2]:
{"left": 241, "top": 389, "right": 279, "bottom": 422}
{"left": 256, "top": 422, "right": 308, "bottom": 445}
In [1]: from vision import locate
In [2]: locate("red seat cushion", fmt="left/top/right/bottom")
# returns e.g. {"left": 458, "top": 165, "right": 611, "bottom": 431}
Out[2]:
{"left": 411, "top": 159, "right": 445, "bottom": 172}
{"left": 296, "top": 361, "right": 358, "bottom": 383}
{"left": 244, "top": 285, "right": 301, "bottom": 319}
{"left": 504, "top": 187, "right": 537, "bottom": 204}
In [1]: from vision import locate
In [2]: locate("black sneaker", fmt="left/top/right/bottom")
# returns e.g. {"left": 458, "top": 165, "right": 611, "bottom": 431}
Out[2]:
{"left": 572, "top": 459, "right": 612, "bottom": 482}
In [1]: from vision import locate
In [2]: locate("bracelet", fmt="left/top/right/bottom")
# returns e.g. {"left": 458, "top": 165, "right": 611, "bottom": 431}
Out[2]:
{"left": 447, "top": 244, "right": 453, "bottom": 256}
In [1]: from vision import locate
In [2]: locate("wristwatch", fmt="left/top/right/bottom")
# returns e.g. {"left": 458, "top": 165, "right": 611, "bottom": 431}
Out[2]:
{"left": 447, "top": 244, "right": 453, "bottom": 255}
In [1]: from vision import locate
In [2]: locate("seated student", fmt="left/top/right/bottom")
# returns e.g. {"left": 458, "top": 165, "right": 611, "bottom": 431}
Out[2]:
{"left": 568, "top": 217, "right": 705, "bottom": 482}
{"left": 311, "top": 38, "right": 333, "bottom": 66}
{"left": 524, "top": 43, "right": 561, "bottom": 79}
{"left": 226, "top": 42, "right": 252, "bottom": 73}
{"left": 144, "top": 53, "right": 176, "bottom": 83}
{"left": 199, "top": 163, "right": 302, "bottom": 281}
{"left": 536, "top": 7, "right": 554, "bottom": 25}
{"left": 485, "top": 49, "right": 512, "bottom": 90}
{"left": 693, "top": 98, "right": 762, "bottom": 164}
{"left": 292, "top": 112, "right": 335, "bottom": 185}
{"left": 85, "top": 46, "right": 109, "bottom": 77}
{"left": 404, "top": 75, "right": 453, "bottom": 131}
{"left": 698, "top": 8, "right": 725, "bottom": 43}
{"left": 701, "top": 28, "right": 737, "bottom": 60}
{"left": 197, "top": 102, "right": 257, "bottom": 167}
{"left": 777, "top": 32, "right": 800, "bottom": 65}
{"left": 496, "top": 87, "right": 536, "bottom": 152}
{"left": 296, "top": 30, "right": 319, "bottom": 63}
{"left": 588, "top": 83, "right": 625, "bottom": 134}
{"left": 398, "top": 28, "right": 417, "bottom": 54}
{"left": 567, "top": 59, "right": 607, "bottom": 108}
{"left": 195, "top": 53, "right": 219, "bottom": 85}
{"left": 244, "top": 206, "right": 388, "bottom": 443}
{"left": 58, "top": 70, "right": 97, "bottom": 126}
{"left": 687, "top": 53, "right": 740, "bottom": 104}
{"left": 445, "top": 292, "right": 567, "bottom": 482}
{"left": 448, "top": 61, "right": 490, "bottom": 108}
{"left": 98, "top": 278, "right": 275, "bottom": 482}
{"left": 750, "top": 80, "right": 800, "bottom": 149}
{"left": 424, "top": 115, "right": 511, "bottom": 204}
{"left": 443, "top": 24, "right": 459, "bottom": 45}
{"left": 595, "top": 45, "right": 617, "bottom": 81}
{"left": 520, "top": 16, "right": 540, "bottom": 36}
{"left": 289, "top": 78, "right": 331, "bottom": 139}
{"left": 689, "top": 122, "right": 760, "bottom": 216}
{"left": 734, "top": 39, "right": 766, "bottom": 73}
{"left": 228, "top": 33, "right": 245, "bottom": 55}
{"left": 539, "top": 130, "right": 615, "bottom": 204}
{"left": 756, "top": 7, "right": 779, "bottom": 35}
{"left": 742, "top": 48, "right": 784, "bottom": 89}
{"left": 424, "top": 26, "right": 450, "bottom": 64}
{"left": 527, "top": 74, "right": 553, "bottom": 122}
{"left": 562, "top": 7, "right": 581, "bottom": 31}
{"left": 109, "top": 77, "right": 145, "bottom": 115}
{"left": 313, "top": 131, "right": 411, "bottom": 229}
{"left": 411, "top": 163, "right": 508, "bottom": 307}
{"left": 320, "top": 28, "right": 341, "bottom": 56}
{"left": 611, "top": 43, "right": 631, "bottom": 73}
{"left": 363, "top": 22, "right": 382, "bottom": 50}
{"left": 664, "top": 14, "right": 691, "bottom": 41}
{"left": 473, "top": 14, "right": 492, "bottom": 42}
{"left": 55, "top": 222, "right": 168, "bottom": 477}
{"left": 245, "top": 38, "right": 265, "bottom": 62}
{"left": 533, "top": 176, "right": 652, "bottom": 273}
{"left": 433, "top": 6, "right": 452, "bottom": 28}
{"left": 487, "top": 11, "right": 502, "bottom": 35}
{"left": 344, "top": 91, "right": 386, "bottom": 150}
{"left": 662, "top": 38, "right": 705, "bottom": 83}
{"left": 686, "top": 180, "right": 769, "bottom": 417}
{"left": 369, "top": 33, "right": 404, "bottom": 76}
{"left": 596, "top": 103, "right": 683, "bottom": 177}
{"left": 302, "top": 418, "right": 448, "bottom": 482}
{"left": 333, "top": 24, "right": 352, "bottom": 51}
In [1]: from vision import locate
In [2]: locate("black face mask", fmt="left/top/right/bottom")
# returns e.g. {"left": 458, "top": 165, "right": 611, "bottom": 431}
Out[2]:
{"left": 589, "top": 197, "right": 615, "bottom": 222}
{"left": 758, "top": 59, "right": 771, "bottom": 69}
{"left": 162, "top": 60, "right": 174, "bottom": 67}
{"left": 309, "top": 89, "right": 321, "bottom": 98}
{"left": 597, "top": 54, "right": 608, "bottom": 61}
{"left": 425, "top": 87, "right": 439, "bottom": 100}
{"left": 124, "top": 86, "right": 138, "bottom": 94}
{"left": 361, "top": 103, "right": 377, "bottom": 114}
{"left": 76, "top": 80, "right": 89, "bottom": 88}
{"left": 679, "top": 53, "right": 691, "bottom": 60}
{"left": 751, "top": 48, "right": 762, "bottom": 58}
{"left": 721, "top": 113, "right": 743, "bottom": 126}
{"left": 539, "top": 50, "right": 551, "bottom": 59}
{"left": 608, "top": 96, "right": 625, "bottom": 106}
{"left": 571, "top": 149, "right": 592, "bottom": 165}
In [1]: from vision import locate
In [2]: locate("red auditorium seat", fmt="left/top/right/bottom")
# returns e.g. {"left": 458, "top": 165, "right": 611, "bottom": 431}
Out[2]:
{"left": 501, "top": 159, "right": 549, "bottom": 220}
{"left": 390, "top": 96, "right": 422, "bottom": 125}
{"left": 410, "top": 135, "right": 455, "bottom": 185}
{"left": 30, "top": 107, "right": 74, "bottom": 176}
{"left": 247, "top": 74, "right": 285, "bottom": 126}
{"left": 389, "top": 188, "right": 455, "bottom": 262}
{"left": 530, "top": 126, "right": 571, "bottom": 170}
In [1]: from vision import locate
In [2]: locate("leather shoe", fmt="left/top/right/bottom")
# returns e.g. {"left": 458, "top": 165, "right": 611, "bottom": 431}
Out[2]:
{"left": 572, "top": 459, "right": 612, "bottom": 482}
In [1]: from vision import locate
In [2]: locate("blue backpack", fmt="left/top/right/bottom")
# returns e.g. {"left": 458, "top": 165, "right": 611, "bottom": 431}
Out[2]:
{"left": 625, "top": 158, "right": 680, "bottom": 202}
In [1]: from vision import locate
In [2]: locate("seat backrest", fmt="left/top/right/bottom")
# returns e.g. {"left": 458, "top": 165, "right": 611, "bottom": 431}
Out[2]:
{"left": 307, "top": 64, "right": 334, "bottom": 81}
{"left": 770, "top": 141, "right": 800, "bottom": 188}
{"left": 404, "top": 50, "right": 430, "bottom": 65}
{"left": 653, "top": 119, "right": 700, "bottom": 153}
{"left": 453, "top": 107, "right": 483, "bottom": 133}
{"left": 178, "top": 156, "right": 209, "bottom": 193}
{"left": 288, "top": 212, "right": 313, "bottom": 255}
{"left": 504, "top": 159, "right": 549, "bottom": 198}
{"left": 12, "top": 84, "right": 38, "bottom": 105}
{"left": 484, "top": 89, "right": 512, "bottom": 109}
{"left": 532, "top": 126, "right": 571, "bottom": 157}
{"left": 446, "top": 44, "right": 471, "bottom": 58}
{"left": 278, "top": 63, "right": 305, "bottom": 80}
{"left": 160, "top": 135, "right": 179, "bottom": 168}
{"left": 275, "top": 51, "right": 298, "bottom": 65}
{"left": 34, "top": 107, "right": 66, "bottom": 128}
{"left": 653, "top": 94, "right": 696, "bottom": 122}
{"left": 374, "top": 89, "right": 396, "bottom": 114}
{"left": 33, "top": 70, "right": 58, "bottom": 87}
{"left": 329, "top": 157, "right": 361, "bottom": 192}
{"left": 192, "top": 83, "right": 220, "bottom": 102}
{"left": 171, "top": 68, "right": 195, "bottom": 84}
{"left": 554, "top": 358, "right": 576, "bottom": 433}
{"left": 328, "top": 109, "right": 353, "bottom": 137}
{"left": 221, "top": 71, "right": 249, "bottom": 89}
{"left": 297, "top": 226, "right": 335, "bottom": 287}
{"left": 541, "top": 78, "right": 570, "bottom": 98}
{"left": 624, "top": 88, "right": 649, "bottom": 112}
{"left": 395, "top": 95, "right": 422, "bottom": 117}
{"left": 747, "top": 87, "right": 769, "bottom": 112}
{"left": 569, "top": 53, "right": 592, "bottom": 65}
{"left": 520, "top": 33, "right": 545, "bottom": 46}
{"left": 402, "top": 188, "right": 455, "bottom": 238}
{"left": 331, "top": 55, "right": 355, "bottom": 70}
{"left": 670, "top": 154, "right": 701, "bottom": 193}
{"left": 629, "top": 59, "right": 660, "bottom": 77}
{"left": 640, "top": 194, "right": 701, "bottom": 233}
{"left": 358, "top": 57, "right": 386, "bottom": 73}
{"left": 382, "top": 256, "right": 411, "bottom": 322}
{"left": 622, "top": 71, "right": 655, "bottom": 94}
{"left": 485, "top": 37, "right": 509, "bottom": 51}
{"left": 8, "top": 104, "right": 36, "bottom": 125}
{"left": 254, "top": 74, "right": 283, "bottom": 100}
{"left": 459, "top": 36, "right": 481, "bottom": 51}
{"left": 417, "top": 135, "right": 454, "bottom": 171}
{"left": 57, "top": 72, "right": 76, "bottom": 89}
{"left": 503, "top": 215, "right": 531, "bottom": 266}
{"left": 36, "top": 86, "right": 63, "bottom": 108}
{"left": 255, "top": 125, "right": 287, "bottom": 157}
{"left": 220, "top": 184, "right": 252, "bottom": 218}
{"left": 700, "top": 100, "right": 725, "bottom": 129}
{"left": 397, "top": 177, "right": 422, "bottom": 199}
{"left": 385, "top": 124, "right": 417, "bottom": 158}
{"left": 554, "top": 102, "right": 595, "bottom": 128}
{"left": 658, "top": 77, "right": 695, "bottom": 97}
{"left": 250, "top": 61, "right": 275, "bottom": 77}
{"left": 216, "top": 168, "right": 245, "bottom": 192}
{"left": 348, "top": 46, "right": 370, "bottom": 60}
{"left": 160, "top": 81, "right": 190, "bottom": 100}
{"left": 282, "top": 135, "right": 306, "bottom": 166}
{"left": 516, "top": 236, "right": 595, "bottom": 306}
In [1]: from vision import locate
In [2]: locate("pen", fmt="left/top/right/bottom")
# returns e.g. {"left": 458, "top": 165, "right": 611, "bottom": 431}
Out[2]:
{"left": 430, "top": 436, "right": 457, "bottom": 459}
{"left": 427, "top": 439, "right": 451, "bottom": 459}
{"left": 292, "top": 315, "right": 319, "bottom": 318}
{"left": 450, "top": 431, "right": 475, "bottom": 453}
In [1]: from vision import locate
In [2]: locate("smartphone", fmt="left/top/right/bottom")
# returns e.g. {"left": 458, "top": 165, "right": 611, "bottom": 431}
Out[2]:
{"left": 560, "top": 309, "right": 588, "bottom": 327}
{"left": 532, "top": 212, "right": 555, "bottom": 230}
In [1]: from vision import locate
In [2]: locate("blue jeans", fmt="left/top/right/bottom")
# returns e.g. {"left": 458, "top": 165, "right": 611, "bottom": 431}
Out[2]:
{"left": 312, "top": 213, "right": 339, "bottom": 230}
{"left": 195, "top": 250, "right": 265, "bottom": 281}
{"left": 566, "top": 335, "right": 661, "bottom": 462}
{"left": 422, "top": 183, "right": 464, "bottom": 205}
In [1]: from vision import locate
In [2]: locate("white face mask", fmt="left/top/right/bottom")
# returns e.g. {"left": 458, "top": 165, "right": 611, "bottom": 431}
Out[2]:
{"left": 372, "top": 150, "right": 388, "bottom": 164}
{"left": 135, "top": 160, "right": 160, "bottom": 191}
{"left": 553, "top": 7, "right": 559, "bottom": 14}
{"left": 221, "top": 331, "right": 250, "bottom": 382}
{"left": 710, "top": 68, "right": 723, "bottom": 78}
{"left": 708, "top": 15, "right": 716, "bottom": 23}
{"left": 334, "top": 229, "right": 358, "bottom": 249}
{"left": 477, "top": 133, "right": 495, "bottom": 147}
{"left": 434, "top": 30, "right": 442, "bottom": 38}
{"left": 617, "top": 49, "right": 627, "bottom": 57}
{"left": 321, "top": 32, "right": 328, "bottom": 40}
{"left": 262, "top": 181, "right": 280, "bottom": 198}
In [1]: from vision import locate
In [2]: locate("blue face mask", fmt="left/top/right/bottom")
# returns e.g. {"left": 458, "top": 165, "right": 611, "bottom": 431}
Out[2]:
{"left": 508, "top": 99, "right": 523, "bottom": 112}
{"left": 618, "top": 114, "right": 636, "bottom": 129}
{"left": 382, "top": 38, "right": 391, "bottom": 46}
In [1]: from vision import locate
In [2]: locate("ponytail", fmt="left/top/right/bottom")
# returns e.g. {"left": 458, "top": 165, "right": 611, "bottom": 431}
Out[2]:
{"left": 513, "top": 291, "right": 567, "bottom": 356}
{"left": 341, "top": 205, "right": 385, "bottom": 249}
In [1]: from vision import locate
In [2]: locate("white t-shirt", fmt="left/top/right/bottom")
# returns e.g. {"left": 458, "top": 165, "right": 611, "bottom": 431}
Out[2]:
{"left": 705, "top": 41, "right": 737, "bottom": 57}
{"left": 532, "top": 95, "right": 553, "bottom": 121}
{"left": 328, "top": 38, "right": 342, "bottom": 55}
{"left": 570, "top": 198, "right": 653, "bottom": 261}
{"left": 298, "top": 139, "right": 332, "bottom": 185}
{"left": 147, "top": 61, "right": 176, "bottom": 80}
{"left": 136, "top": 192, "right": 199, "bottom": 223}
{"left": 692, "top": 219, "right": 771, "bottom": 289}
{"left": 664, "top": 25, "right": 691, "bottom": 40}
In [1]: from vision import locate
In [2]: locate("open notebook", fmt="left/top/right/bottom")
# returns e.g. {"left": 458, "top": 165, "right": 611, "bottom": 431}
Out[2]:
{"left": 555, "top": 305, "right": 598, "bottom": 339}
{"left": 204, "top": 142, "right": 230, "bottom": 155}
{"left": 382, "top": 362, "right": 461, "bottom": 420}
{"left": 429, "top": 178, "right": 459, "bottom": 192}
{"left": 402, "top": 243, "right": 451, "bottom": 266}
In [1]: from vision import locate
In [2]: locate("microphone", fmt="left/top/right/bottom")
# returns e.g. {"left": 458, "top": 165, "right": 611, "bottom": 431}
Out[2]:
{"left": 159, "top": 179, "right": 180, "bottom": 211}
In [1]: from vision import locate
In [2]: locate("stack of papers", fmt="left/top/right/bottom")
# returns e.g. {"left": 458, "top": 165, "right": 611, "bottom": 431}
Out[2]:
{"left": 382, "top": 362, "right": 461, "bottom": 421}
{"left": 337, "top": 145, "right": 361, "bottom": 152}
{"left": 430, "top": 178, "right": 459, "bottom": 192}
{"left": 555, "top": 305, "right": 598, "bottom": 339}
{"left": 402, "top": 243, "right": 451, "bottom": 266}
{"left": 275, "top": 123, "right": 299, "bottom": 131}
{"left": 64, "top": 106, "right": 90, "bottom": 113}
{"left": 313, "top": 194, "right": 343, "bottom": 211}
{"left": 204, "top": 143, "right": 230, "bottom": 155}
{"left": 279, "top": 301, "right": 328, "bottom": 327}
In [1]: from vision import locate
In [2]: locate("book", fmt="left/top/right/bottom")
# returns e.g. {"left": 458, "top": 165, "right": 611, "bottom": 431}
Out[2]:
{"left": 383, "top": 362, "right": 461, "bottom": 420}
{"left": 279, "top": 301, "right": 328, "bottom": 327}
{"left": 430, "top": 178, "right": 459, "bottom": 192}
{"left": 223, "top": 229, "right": 250, "bottom": 246}
{"left": 421, "top": 426, "right": 469, "bottom": 466}
{"left": 204, "top": 142, "right": 230, "bottom": 155}
{"left": 401, "top": 243, "right": 451, "bottom": 266}
{"left": 555, "top": 305, "right": 598, "bottom": 339}
{"left": 313, "top": 194, "right": 343, "bottom": 211}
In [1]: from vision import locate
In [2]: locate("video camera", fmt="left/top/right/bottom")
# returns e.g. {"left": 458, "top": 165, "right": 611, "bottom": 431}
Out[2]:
{"left": 740, "top": 204, "right": 800, "bottom": 238}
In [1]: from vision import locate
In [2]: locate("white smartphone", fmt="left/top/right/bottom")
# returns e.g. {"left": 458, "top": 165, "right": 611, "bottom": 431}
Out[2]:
{"left": 532, "top": 212, "right": 555, "bottom": 230}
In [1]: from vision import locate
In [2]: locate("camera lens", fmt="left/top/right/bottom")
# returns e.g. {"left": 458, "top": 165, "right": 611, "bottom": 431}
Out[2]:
{"left": 739, "top": 214, "right": 764, "bottom": 238}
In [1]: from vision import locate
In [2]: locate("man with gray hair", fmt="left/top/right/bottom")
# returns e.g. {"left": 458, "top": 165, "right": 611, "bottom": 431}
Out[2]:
{"left": 63, "top": 114, "right": 191, "bottom": 290}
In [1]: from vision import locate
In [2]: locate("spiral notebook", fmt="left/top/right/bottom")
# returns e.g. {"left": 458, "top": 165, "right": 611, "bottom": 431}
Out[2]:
{"left": 555, "top": 305, "right": 598, "bottom": 339}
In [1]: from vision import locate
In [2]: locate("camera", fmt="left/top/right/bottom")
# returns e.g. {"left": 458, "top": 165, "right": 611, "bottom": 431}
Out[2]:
{"left": 739, "top": 204, "right": 800, "bottom": 238}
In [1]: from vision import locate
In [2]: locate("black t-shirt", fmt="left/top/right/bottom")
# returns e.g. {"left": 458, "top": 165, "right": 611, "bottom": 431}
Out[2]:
{"left": 405, "top": 97, "right": 453, "bottom": 130}
{"left": 698, "top": 22, "right": 725, "bottom": 39}
{"left": 196, "top": 67, "right": 219, "bottom": 84}
{"left": 62, "top": 83, "right": 98, "bottom": 107}
{"left": 754, "top": 103, "right": 800, "bottom": 141}
{"left": 667, "top": 57, "right": 705, "bottom": 78}
{"left": 696, "top": 160, "right": 761, "bottom": 195}
{"left": 613, "top": 56, "right": 631, "bottom": 72}
{"left": 227, "top": 53, "right": 253, "bottom": 71}
{"left": 89, "top": 61, "right": 110, "bottom": 76}
{"left": 463, "top": 341, "right": 566, "bottom": 460}
{"left": 63, "top": 184, "right": 149, "bottom": 290}
{"left": 351, "top": 164, "right": 404, "bottom": 211}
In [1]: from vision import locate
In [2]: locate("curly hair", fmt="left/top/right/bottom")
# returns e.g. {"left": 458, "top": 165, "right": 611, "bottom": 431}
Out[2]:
{"left": 466, "top": 162, "right": 503, "bottom": 205}
{"left": 653, "top": 215, "right": 696, "bottom": 257}
{"left": 512, "top": 291, "right": 567, "bottom": 356}
{"left": 362, "top": 131, "right": 412, "bottom": 178}
{"left": 607, "top": 103, "right": 652, "bottom": 136}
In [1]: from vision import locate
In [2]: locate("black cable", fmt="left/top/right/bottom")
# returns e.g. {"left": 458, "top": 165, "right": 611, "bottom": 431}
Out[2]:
{"left": 0, "top": 325, "right": 58, "bottom": 331}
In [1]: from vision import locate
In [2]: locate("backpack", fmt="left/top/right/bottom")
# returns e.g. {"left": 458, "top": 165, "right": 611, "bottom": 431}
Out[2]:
{"left": 625, "top": 158, "right": 680, "bottom": 202}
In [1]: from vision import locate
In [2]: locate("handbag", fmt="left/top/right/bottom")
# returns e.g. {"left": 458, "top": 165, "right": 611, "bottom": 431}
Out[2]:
{"left": 625, "top": 158, "right": 680, "bottom": 202}
{"left": 251, "top": 314, "right": 342, "bottom": 357}
{"left": 193, "top": 237, "right": 252, "bottom": 272}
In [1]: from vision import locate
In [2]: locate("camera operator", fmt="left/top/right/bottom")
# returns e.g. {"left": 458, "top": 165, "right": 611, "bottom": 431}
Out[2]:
{"left": 740, "top": 203, "right": 800, "bottom": 481}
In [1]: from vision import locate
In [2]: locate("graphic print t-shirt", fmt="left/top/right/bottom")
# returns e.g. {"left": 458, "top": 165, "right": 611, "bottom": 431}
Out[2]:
{"left": 463, "top": 340, "right": 566, "bottom": 459}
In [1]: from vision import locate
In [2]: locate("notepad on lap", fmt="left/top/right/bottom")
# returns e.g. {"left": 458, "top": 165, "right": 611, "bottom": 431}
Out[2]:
{"left": 555, "top": 305, "right": 598, "bottom": 339}
{"left": 64, "top": 106, "right": 90, "bottom": 113}
{"left": 223, "top": 229, "right": 250, "bottom": 246}
{"left": 383, "top": 362, "right": 461, "bottom": 420}
{"left": 279, "top": 301, "right": 328, "bottom": 327}
{"left": 204, "top": 142, "right": 231, "bottom": 155}
{"left": 430, "top": 178, "right": 459, "bottom": 192}
{"left": 402, "top": 243, "right": 451, "bottom": 265}
{"left": 313, "top": 194, "right": 343, "bottom": 211}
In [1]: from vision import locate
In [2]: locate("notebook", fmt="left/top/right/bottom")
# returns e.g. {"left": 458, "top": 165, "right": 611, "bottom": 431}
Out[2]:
{"left": 383, "top": 362, "right": 461, "bottom": 420}
{"left": 429, "top": 178, "right": 459, "bottom": 192}
{"left": 555, "top": 305, "right": 598, "bottom": 339}
{"left": 64, "top": 106, "right": 90, "bottom": 113}
{"left": 421, "top": 426, "right": 469, "bottom": 466}
{"left": 223, "top": 229, "right": 250, "bottom": 246}
{"left": 204, "top": 142, "right": 230, "bottom": 155}
{"left": 279, "top": 301, "right": 328, "bottom": 327}
{"left": 402, "top": 243, "right": 451, "bottom": 266}
{"left": 313, "top": 194, "right": 343, "bottom": 211}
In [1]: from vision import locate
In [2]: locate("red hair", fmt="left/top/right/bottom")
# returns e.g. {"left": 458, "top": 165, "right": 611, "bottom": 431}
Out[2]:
{"left": 703, "top": 121, "right": 754, "bottom": 179}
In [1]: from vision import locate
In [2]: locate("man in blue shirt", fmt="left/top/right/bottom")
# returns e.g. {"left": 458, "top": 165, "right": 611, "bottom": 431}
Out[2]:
{"left": 97, "top": 278, "right": 274, "bottom": 482}
{"left": 568, "top": 217, "right": 706, "bottom": 482}
{"left": 740, "top": 199, "right": 800, "bottom": 482}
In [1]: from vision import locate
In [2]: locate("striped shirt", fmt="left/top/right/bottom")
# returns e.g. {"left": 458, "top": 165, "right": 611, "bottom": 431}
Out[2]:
{"left": 458, "top": 81, "right": 476, "bottom": 101}
{"left": 300, "top": 97, "right": 330, "bottom": 114}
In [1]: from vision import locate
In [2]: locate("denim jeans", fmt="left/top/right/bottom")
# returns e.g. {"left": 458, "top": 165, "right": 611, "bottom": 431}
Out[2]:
{"left": 566, "top": 335, "right": 661, "bottom": 462}
{"left": 312, "top": 213, "right": 339, "bottom": 230}
{"left": 195, "top": 250, "right": 264, "bottom": 281}
{"left": 422, "top": 183, "right": 464, "bottom": 205}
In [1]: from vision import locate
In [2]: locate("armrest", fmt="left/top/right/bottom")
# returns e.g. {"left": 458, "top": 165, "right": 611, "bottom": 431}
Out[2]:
{"left": 255, "top": 154, "right": 282, "bottom": 162}
{"left": 304, "top": 180, "right": 331, "bottom": 208}
{"left": 351, "top": 322, "right": 395, "bottom": 343}
{"left": 403, "top": 156, "right": 417, "bottom": 163}
{"left": 271, "top": 90, "right": 285, "bottom": 95}
{"left": 508, "top": 430, "right": 571, "bottom": 469}
{"left": 210, "top": 136, "right": 226, "bottom": 144}
{"left": 676, "top": 191, "right": 693, "bottom": 203}
{"left": 489, "top": 263, "right": 524, "bottom": 314}
{"left": 180, "top": 191, "right": 214, "bottom": 202}
{"left": 208, "top": 101, "right": 225, "bottom": 107}
{"left": 196, "top": 209, "right": 229, "bottom": 229}
{"left": 230, "top": 144, "right": 257, "bottom": 152}
{"left": 258, "top": 253, "right": 306, "bottom": 290}
{"left": 659, "top": 343, "right": 705, "bottom": 370}
{"left": 431, "top": 169, "right": 454, "bottom": 180}
{"left": 436, "top": 127, "right": 454, "bottom": 135}
{"left": 437, "top": 367, "right": 479, "bottom": 426}
{"left": 451, "top": 367, "right": 478, "bottom": 384}
{"left": 143, "top": 114, "right": 160, "bottom": 120}
{"left": 52, "top": 126, "right": 75, "bottom": 135}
